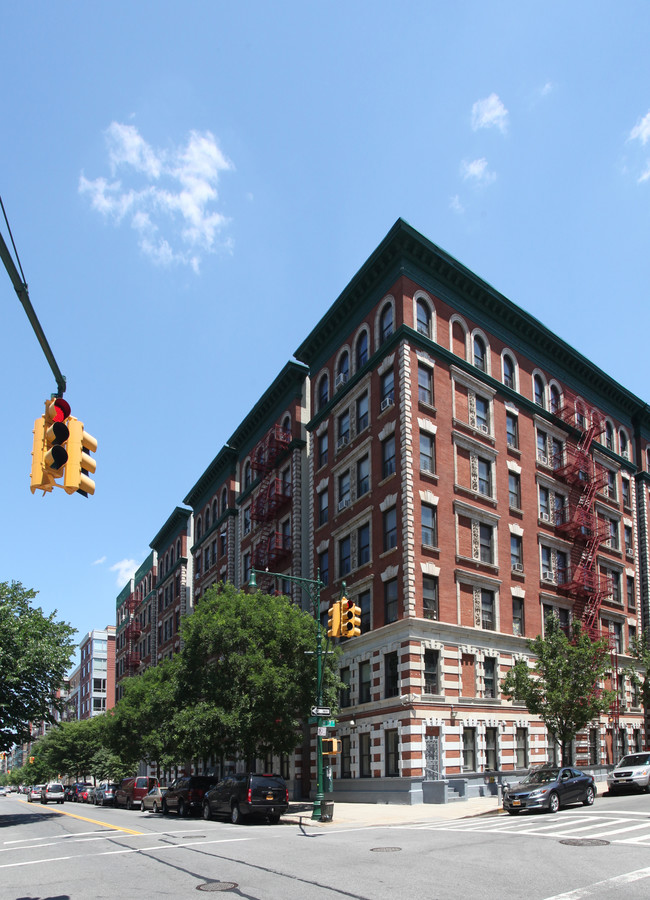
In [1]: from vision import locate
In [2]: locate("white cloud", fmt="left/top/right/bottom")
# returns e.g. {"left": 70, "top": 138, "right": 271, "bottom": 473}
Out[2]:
{"left": 540, "top": 81, "right": 554, "bottom": 97}
{"left": 110, "top": 558, "right": 139, "bottom": 586}
{"left": 92, "top": 556, "right": 106, "bottom": 566}
{"left": 630, "top": 111, "right": 650, "bottom": 146}
{"left": 461, "top": 158, "right": 496, "bottom": 185}
{"left": 79, "top": 123, "right": 234, "bottom": 271}
{"left": 471, "top": 93, "right": 509, "bottom": 133}
{"left": 449, "top": 194, "right": 465, "bottom": 214}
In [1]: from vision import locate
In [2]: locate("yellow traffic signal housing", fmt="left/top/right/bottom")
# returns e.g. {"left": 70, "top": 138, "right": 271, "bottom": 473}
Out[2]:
{"left": 30, "top": 398, "right": 70, "bottom": 494}
{"left": 341, "top": 597, "right": 361, "bottom": 638}
{"left": 322, "top": 738, "right": 341, "bottom": 755}
{"left": 63, "top": 418, "right": 97, "bottom": 495}
{"left": 327, "top": 601, "right": 341, "bottom": 638}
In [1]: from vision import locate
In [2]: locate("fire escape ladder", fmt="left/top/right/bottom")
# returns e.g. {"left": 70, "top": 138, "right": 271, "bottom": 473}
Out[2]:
{"left": 249, "top": 424, "right": 293, "bottom": 577}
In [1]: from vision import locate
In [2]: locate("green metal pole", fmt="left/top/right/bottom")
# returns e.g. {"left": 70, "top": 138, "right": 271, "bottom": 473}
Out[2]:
{"left": 312, "top": 585, "right": 324, "bottom": 821}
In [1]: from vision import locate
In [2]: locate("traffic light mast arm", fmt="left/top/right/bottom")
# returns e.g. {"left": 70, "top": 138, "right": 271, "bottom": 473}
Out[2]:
{"left": 0, "top": 200, "right": 66, "bottom": 397}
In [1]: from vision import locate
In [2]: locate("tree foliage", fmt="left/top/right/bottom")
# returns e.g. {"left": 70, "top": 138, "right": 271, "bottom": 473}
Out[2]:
{"left": 501, "top": 617, "right": 615, "bottom": 764}
{"left": 0, "top": 581, "right": 76, "bottom": 751}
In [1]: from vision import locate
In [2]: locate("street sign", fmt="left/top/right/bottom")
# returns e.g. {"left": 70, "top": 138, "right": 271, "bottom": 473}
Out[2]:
{"left": 318, "top": 727, "right": 327, "bottom": 737}
{"left": 323, "top": 719, "right": 336, "bottom": 728}
{"left": 311, "top": 706, "right": 331, "bottom": 717}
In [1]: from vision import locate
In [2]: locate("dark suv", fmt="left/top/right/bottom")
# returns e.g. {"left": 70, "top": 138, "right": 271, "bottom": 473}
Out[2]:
{"left": 203, "top": 773, "right": 289, "bottom": 824}
{"left": 162, "top": 776, "right": 218, "bottom": 817}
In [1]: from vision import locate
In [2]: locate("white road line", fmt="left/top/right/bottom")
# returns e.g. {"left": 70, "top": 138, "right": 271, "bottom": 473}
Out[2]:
{"left": 542, "top": 865, "right": 650, "bottom": 899}
{"left": 4, "top": 830, "right": 108, "bottom": 845}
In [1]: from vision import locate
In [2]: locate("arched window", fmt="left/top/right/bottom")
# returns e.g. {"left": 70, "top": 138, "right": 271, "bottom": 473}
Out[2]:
{"left": 212, "top": 499, "right": 218, "bottom": 521}
{"left": 473, "top": 335, "right": 487, "bottom": 371}
{"left": 336, "top": 351, "right": 349, "bottom": 388}
{"left": 196, "top": 517, "right": 202, "bottom": 541}
{"left": 221, "top": 487, "right": 228, "bottom": 512}
{"left": 177, "top": 538, "right": 181, "bottom": 558}
{"left": 282, "top": 415, "right": 291, "bottom": 435}
{"left": 605, "top": 422, "right": 614, "bottom": 450}
{"left": 205, "top": 507, "right": 211, "bottom": 531}
{"left": 550, "top": 384, "right": 561, "bottom": 414}
{"left": 170, "top": 546, "right": 175, "bottom": 567}
{"left": 380, "top": 304, "right": 393, "bottom": 344}
{"left": 243, "top": 461, "right": 252, "bottom": 489}
{"left": 317, "top": 373, "right": 329, "bottom": 411}
{"left": 503, "top": 354, "right": 515, "bottom": 389}
{"left": 620, "top": 431, "right": 629, "bottom": 458}
{"left": 416, "top": 299, "right": 431, "bottom": 337}
{"left": 533, "top": 375, "right": 545, "bottom": 408}
{"left": 356, "top": 331, "right": 369, "bottom": 370}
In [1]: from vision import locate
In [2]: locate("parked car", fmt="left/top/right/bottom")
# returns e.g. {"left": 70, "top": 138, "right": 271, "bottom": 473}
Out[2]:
{"left": 607, "top": 752, "right": 650, "bottom": 793}
{"left": 115, "top": 776, "right": 159, "bottom": 810}
{"left": 94, "top": 783, "right": 119, "bottom": 806}
{"left": 140, "top": 785, "right": 168, "bottom": 813}
{"left": 0, "top": 787, "right": 6, "bottom": 797}
{"left": 162, "top": 776, "right": 218, "bottom": 817}
{"left": 503, "top": 766, "right": 596, "bottom": 815}
{"left": 40, "top": 783, "right": 65, "bottom": 804}
{"left": 64, "top": 785, "right": 77, "bottom": 801}
{"left": 77, "top": 785, "right": 93, "bottom": 803}
{"left": 72, "top": 783, "right": 94, "bottom": 802}
{"left": 28, "top": 785, "right": 44, "bottom": 803}
{"left": 203, "top": 773, "right": 289, "bottom": 824}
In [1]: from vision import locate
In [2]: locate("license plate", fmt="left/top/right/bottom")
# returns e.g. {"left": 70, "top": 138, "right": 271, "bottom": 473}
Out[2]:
{"left": 512, "top": 800, "right": 521, "bottom": 806}
{"left": 266, "top": 794, "right": 274, "bottom": 800}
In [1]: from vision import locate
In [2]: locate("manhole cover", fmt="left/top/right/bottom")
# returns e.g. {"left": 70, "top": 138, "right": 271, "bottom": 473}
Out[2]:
{"left": 197, "top": 882, "right": 239, "bottom": 892}
{"left": 559, "top": 839, "right": 610, "bottom": 847}
{"left": 370, "top": 847, "right": 402, "bottom": 853}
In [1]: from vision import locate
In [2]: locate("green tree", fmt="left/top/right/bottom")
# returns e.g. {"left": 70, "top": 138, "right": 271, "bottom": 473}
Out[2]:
{"left": 0, "top": 581, "right": 76, "bottom": 751}
{"left": 501, "top": 617, "right": 615, "bottom": 765}
{"left": 176, "top": 583, "right": 339, "bottom": 766}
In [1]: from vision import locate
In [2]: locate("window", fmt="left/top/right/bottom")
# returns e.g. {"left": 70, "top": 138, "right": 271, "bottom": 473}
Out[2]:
{"left": 479, "top": 524, "right": 494, "bottom": 564}
{"left": 475, "top": 396, "right": 490, "bottom": 432}
{"left": 383, "top": 506, "right": 397, "bottom": 551}
{"left": 486, "top": 727, "right": 498, "bottom": 770}
{"left": 243, "top": 552, "right": 251, "bottom": 585}
{"left": 420, "top": 431, "right": 435, "bottom": 474}
{"left": 607, "top": 517, "right": 619, "bottom": 550}
{"left": 380, "top": 304, "right": 393, "bottom": 343}
{"left": 339, "top": 666, "right": 351, "bottom": 708}
{"left": 422, "top": 504, "right": 437, "bottom": 547}
{"left": 622, "top": 478, "right": 631, "bottom": 509}
{"left": 357, "top": 523, "right": 370, "bottom": 566}
{"left": 509, "top": 472, "right": 521, "bottom": 509}
{"left": 503, "top": 354, "right": 515, "bottom": 389}
{"left": 341, "top": 735, "right": 351, "bottom": 778}
{"left": 511, "top": 534, "right": 523, "bottom": 570}
{"left": 534, "top": 375, "right": 545, "bottom": 407}
{"left": 382, "top": 434, "right": 396, "bottom": 478}
{"left": 359, "top": 589, "right": 371, "bottom": 633}
{"left": 588, "top": 728, "right": 599, "bottom": 765}
{"left": 605, "top": 421, "right": 614, "bottom": 450}
{"left": 473, "top": 335, "right": 487, "bottom": 371}
{"left": 319, "top": 549, "right": 329, "bottom": 586}
{"left": 356, "top": 392, "right": 369, "bottom": 432}
{"left": 338, "top": 470, "right": 351, "bottom": 508}
{"left": 360, "top": 731, "right": 371, "bottom": 776}
{"left": 243, "top": 461, "right": 252, "bottom": 489}
{"left": 550, "top": 384, "right": 561, "bottom": 414}
{"left": 338, "top": 410, "right": 350, "bottom": 447}
{"left": 423, "top": 575, "right": 439, "bottom": 620}
{"left": 539, "top": 486, "right": 550, "bottom": 520}
{"left": 556, "top": 550, "right": 568, "bottom": 585}
{"left": 359, "top": 661, "right": 371, "bottom": 703}
{"left": 537, "top": 428, "right": 548, "bottom": 463}
{"left": 418, "top": 363, "right": 433, "bottom": 404}
{"left": 506, "top": 412, "right": 518, "bottom": 448}
{"left": 318, "top": 490, "right": 328, "bottom": 526}
{"left": 416, "top": 299, "right": 431, "bottom": 336}
{"left": 481, "top": 589, "right": 495, "bottom": 630}
{"left": 317, "top": 374, "right": 329, "bottom": 411}
{"left": 551, "top": 438, "right": 563, "bottom": 470}
{"left": 384, "top": 578, "right": 398, "bottom": 623}
{"left": 484, "top": 657, "right": 497, "bottom": 698}
{"left": 515, "top": 728, "right": 528, "bottom": 768}
{"left": 624, "top": 525, "right": 633, "bottom": 554}
{"left": 318, "top": 431, "right": 328, "bottom": 468}
{"left": 385, "top": 729, "right": 399, "bottom": 777}
{"left": 243, "top": 505, "right": 251, "bottom": 536}
{"left": 337, "top": 351, "right": 349, "bottom": 387}
{"left": 463, "top": 728, "right": 477, "bottom": 772}
{"left": 385, "top": 651, "right": 399, "bottom": 698}
{"left": 357, "top": 455, "right": 370, "bottom": 497}
{"left": 512, "top": 596, "right": 524, "bottom": 636}
{"left": 338, "top": 536, "right": 351, "bottom": 577}
{"left": 478, "top": 457, "right": 492, "bottom": 496}
{"left": 620, "top": 431, "right": 629, "bottom": 457}
{"left": 380, "top": 368, "right": 395, "bottom": 405}
{"left": 424, "top": 648, "right": 439, "bottom": 693}
{"left": 606, "top": 469, "right": 617, "bottom": 500}
{"left": 356, "top": 330, "right": 369, "bottom": 369}
{"left": 627, "top": 575, "right": 635, "bottom": 608}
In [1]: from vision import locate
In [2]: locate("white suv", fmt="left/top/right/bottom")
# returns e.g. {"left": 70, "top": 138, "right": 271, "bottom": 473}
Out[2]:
{"left": 40, "top": 783, "right": 65, "bottom": 804}
{"left": 607, "top": 753, "right": 650, "bottom": 793}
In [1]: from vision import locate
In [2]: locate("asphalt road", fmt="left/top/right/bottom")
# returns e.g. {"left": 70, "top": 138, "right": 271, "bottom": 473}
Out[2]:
{"left": 2, "top": 790, "right": 650, "bottom": 899}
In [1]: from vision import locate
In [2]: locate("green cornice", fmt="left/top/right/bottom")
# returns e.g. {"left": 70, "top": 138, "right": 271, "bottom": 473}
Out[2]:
{"left": 184, "top": 445, "right": 237, "bottom": 509}
{"left": 134, "top": 551, "right": 155, "bottom": 583}
{"left": 295, "top": 218, "right": 650, "bottom": 429}
{"left": 150, "top": 506, "right": 192, "bottom": 551}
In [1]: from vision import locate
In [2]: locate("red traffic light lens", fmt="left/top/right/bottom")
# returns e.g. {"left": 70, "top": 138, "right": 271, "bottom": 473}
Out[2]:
{"left": 52, "top": 398, "right": 71, "bottom": 422}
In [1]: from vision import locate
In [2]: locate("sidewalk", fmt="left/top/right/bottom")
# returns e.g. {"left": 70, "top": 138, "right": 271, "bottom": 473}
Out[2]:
{"left": 285, "top": 795, "right": 503, "bottom": 828}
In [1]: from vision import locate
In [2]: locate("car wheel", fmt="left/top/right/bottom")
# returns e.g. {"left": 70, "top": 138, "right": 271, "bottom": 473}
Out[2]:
{"left": 231, "top": 803, "right": 242, "bottom": 825}
{"left": 126, "top": 797, "right": 133, "bottom": 811}
{"left": 152, "top": 801, "right": 158, "bottom": 814}
{"left": 582, "top": 786, "right": 595, "bottom": 806}
{"left": 548, "top": 791, "right": 560, "bottom": 814}
{"left": 178, "top": 799, "right": 186, "bottom": 818}
{"left": 162, "top": 800, "right": 169, "bottom": 816}
{"left": 268, "top": 814, "right": 280, "bottom": 825}
{"left": 203, "top": 802, "right": 211, "bottom": 821}
{"left": 140, "top": 800, "right": 145, "bottom": 812}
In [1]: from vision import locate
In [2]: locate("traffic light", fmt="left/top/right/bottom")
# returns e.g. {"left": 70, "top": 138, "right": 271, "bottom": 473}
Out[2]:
{"left": 327, "top": 601, "right": 341, "bottom": 638}
{"left": 63, "top": 417, "right": 97, "bottom": 495}
{"left": 321, "top": 738, "right": 341, "bottom": 755}
{"left": 30, "top": 398, "right": 70, "bottom": 493}
{"left": 340, "top": 596, "right": 361, "bottom": 638}
{"left": 29, "top": 757, "right": 35, "bottom": 764}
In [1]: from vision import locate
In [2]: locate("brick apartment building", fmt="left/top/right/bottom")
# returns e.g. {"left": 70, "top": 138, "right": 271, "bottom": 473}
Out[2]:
{"left": 114, "top": 219, "right": 650, "bottom": 803}
{"left": 77, "top": 626, "right": 116, "bottom": 719}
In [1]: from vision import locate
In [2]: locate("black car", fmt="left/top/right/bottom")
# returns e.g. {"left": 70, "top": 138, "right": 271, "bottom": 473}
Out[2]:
{"left": 203, "top": 773, "right": 289, "bottom": 824}
{"left": 162, "top": 776, "right": 217, "bottom": 817}
{"left": 503, "top": 766, "right": 596, "bottom": 815}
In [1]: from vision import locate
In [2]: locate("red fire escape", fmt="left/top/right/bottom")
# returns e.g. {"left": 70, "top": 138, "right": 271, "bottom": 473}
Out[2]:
{"left": 123, "top": 592, "right": 142, "bottom": 675}
{"left": 249, "top": 425, "right": 292, "bottom": 572}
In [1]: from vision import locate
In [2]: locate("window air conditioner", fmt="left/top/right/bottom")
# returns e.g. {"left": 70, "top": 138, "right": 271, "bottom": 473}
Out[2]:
{"left": 337, "top": 435, "right": 349, "bottom": 449}
{"left": 338, "top": 498, "right": 351, "bottom": 511}
{"left": 540, "top": 512, "right": 550, "bottom": 522}
{"left": 538, "top": 453, "right": 548, "bottom": 465}
{"left": 381, "top": 396, "right": 394, "bottom": 411}
{"left": 335, "top": 372, "right": 348, "bottom": 389}
{"left": 542, "top": 570, "right": 556, "bottom": 582}
{"left": 512, "top": 563, "right": 524, "bottom": 573}
{"left": 479, "top": 424, "right": 489, "bottom": 434}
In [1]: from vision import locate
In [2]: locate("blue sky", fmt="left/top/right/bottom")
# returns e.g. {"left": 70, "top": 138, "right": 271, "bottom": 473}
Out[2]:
{"left": 2, "top": 1, "right": 650, "bottom": 665}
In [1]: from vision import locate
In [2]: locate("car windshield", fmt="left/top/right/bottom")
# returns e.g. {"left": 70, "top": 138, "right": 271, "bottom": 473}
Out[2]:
{"left": 521, "top": 768, "right": 560, "bottom": 784}
{"left": 619, "top": 754, "right": 650, "bottom": 767}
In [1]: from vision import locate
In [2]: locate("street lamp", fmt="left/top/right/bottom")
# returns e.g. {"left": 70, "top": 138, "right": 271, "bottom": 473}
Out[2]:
{"left": 248, "top": 566, "right": 335, "bottom": 821}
